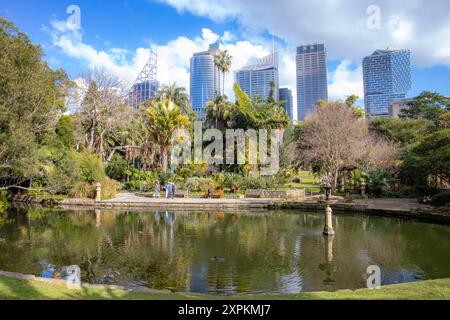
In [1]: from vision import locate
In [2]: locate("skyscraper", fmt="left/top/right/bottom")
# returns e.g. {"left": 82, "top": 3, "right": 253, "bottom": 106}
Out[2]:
{"left": 235, "top": 53, "right": 279, "bottom": 101}
{"left": 128, "top": 50, "right": 158, "bottom": 109}
{"left": 279, "top": 88, "right": 293, "bottom": 121}
{"left": 362, "top": 49, "right": 411, "bottom": 117}
{"left": 190, "top": 42, "right": 221, "bottom": 120}
{"left": 296, "top": 43, "right": 328, "bottom": 120}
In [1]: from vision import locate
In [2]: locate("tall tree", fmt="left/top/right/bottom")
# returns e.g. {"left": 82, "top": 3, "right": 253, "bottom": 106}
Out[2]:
{"left": 205, "top": 94, "right": 232, "bottom": 129}
{"left": 74, "top": 69, "right": 130, "bottom": 162}
{"left": 214, "top": 50, "right": 233, "bottom": 96}
{"left": 0, "top": 18, "right": 72, "bottom": 189}
{"left": 295, "top": 101, "right": 374, "bottom": 189}
{"left": 156, "top": 83, "right": 194, "bottom": 118}
{"left": 401, "top": 91, "right": 450, "bottom": 127}
{"left": 144, "top": 99, "right": 190, "bottom": 173}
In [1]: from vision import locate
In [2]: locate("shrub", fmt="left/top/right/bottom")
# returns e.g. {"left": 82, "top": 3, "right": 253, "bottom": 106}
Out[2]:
{"left": 241, "top": 176, "right": 282, "bottom": 190}
{"left": 106, "top": 154, "right": 127, "bottom": 181}
{"left": 123, "top": 181, "right": 142, "bottom": 191}
{"left": 70, "top": 182, "right": 95, "bottom": 199}
{"left": 223, "top": 173, "right": 244, "bottom": 192}
{"left": 45, "top": 167, "right": 72, "bottom": 195}
{"left": 183, "top": 177, "right": 214, "bottom": 192}
{"left": 78, "top": 151, "right": 106, "bottom": 183}
{"left": 99, "top": 178, "right": 119, "bottom": 199}
{"left": 430, "top": 192, "right": 450, "bottom": 207}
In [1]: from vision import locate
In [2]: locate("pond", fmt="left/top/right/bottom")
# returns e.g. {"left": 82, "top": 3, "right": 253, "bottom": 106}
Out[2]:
{"left": 0, "top": 206, "right": 449, "bottom": 294}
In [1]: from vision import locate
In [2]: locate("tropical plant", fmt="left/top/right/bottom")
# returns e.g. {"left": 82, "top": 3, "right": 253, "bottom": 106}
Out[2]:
{"left": 144, "top": 99, "right": 190, "bottom": 173}
{"left": 205, "top": 94, "right": 232, "bottom": 128}
{"left": 214, "top": 50, "right": 233, "bottom": 96}
{"left": 231, "top": 84, "right": 290, "bottom": 130}
{"left": 156, "top": 83, "right": 194, "bottom": 118}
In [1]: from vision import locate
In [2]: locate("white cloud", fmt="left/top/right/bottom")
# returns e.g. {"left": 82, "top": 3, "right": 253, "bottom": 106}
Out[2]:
{"left": 49, "top": 19, "right": 278, "bottom": 100}
{"left": 158, "top": 0, "right": 450, "bottom": 67}
{"left": 328, "top": 60, "right": 364, "bottom": 102}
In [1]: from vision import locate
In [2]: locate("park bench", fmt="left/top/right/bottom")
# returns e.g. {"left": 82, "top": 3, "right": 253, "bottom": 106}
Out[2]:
{"left": 174, "top": 190, "right": 189, "bottom": 198}
{"left": 204, "top": 189, "right": 225, "bottom": 199}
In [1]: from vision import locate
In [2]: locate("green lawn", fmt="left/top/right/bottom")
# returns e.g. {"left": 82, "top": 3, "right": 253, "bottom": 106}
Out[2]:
{"left": 284, "top": 171, "right": 321, "bottom": 193}
{"left": 1, "top": 275, "right": 449, "bottom": 300}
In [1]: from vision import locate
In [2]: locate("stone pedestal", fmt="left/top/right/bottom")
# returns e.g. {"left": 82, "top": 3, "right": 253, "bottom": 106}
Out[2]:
{"left": 323, "top": 205, "right": 335, "bottom": 236}
{"left": 95, "top": 183, "right": 102, "bottom": 202}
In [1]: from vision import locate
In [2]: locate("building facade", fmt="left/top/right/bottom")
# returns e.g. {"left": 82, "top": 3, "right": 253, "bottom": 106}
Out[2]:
{"left": 279, "top": 88, "right": 293, "bottom": 121}
{"left": 235, "top": 53, "right": 279, "bottom": 101}
{"left": 190, "top": 42, "right": 221, "bottom": 120}
{"left": 128, "top": 80, "right": 159, "bottom": 109}
{"left": 363, "top": 49, "right": 411, "bottom": 117}
{"left": 296, "top": 44, "right": 328, "bottom": 120}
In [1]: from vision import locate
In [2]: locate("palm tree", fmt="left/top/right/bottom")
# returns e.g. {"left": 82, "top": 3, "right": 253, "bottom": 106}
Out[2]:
{"left": 205, "top": 94, "right": 231, "bottom": 129}
{"left": 214, "top": 50, "right": 233, "bottom": 97}
{"left": 144, "top": 99, "right": 190, "bottom": 173}
{"left": 156, "top": 83, "right": 194, "bottom": 118}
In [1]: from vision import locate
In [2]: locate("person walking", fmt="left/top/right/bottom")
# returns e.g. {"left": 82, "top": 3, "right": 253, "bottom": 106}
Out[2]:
{"left": 154, "top": 181, "right": 160, "bottom": 198}
{"left": 165, "top": 183, "right": 170, "bottom": 199}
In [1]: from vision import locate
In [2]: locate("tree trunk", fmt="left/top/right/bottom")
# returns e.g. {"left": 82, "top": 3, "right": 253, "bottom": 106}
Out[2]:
{"left": 161, "top": 145, "right": 168, "bottom": 173}
{"left": 223, "top": 73, "right": 226, "bottom": 97}
{"left": 334, "top": 168, "right": 339, "bottom": 191}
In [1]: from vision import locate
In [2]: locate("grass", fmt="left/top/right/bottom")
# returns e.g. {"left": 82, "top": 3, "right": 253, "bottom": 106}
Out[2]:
{"left": 285, "top": 171, "right": 321, "bottom": 194}
{"left": 1, "top": 275, "right": 449, "bottom": 300}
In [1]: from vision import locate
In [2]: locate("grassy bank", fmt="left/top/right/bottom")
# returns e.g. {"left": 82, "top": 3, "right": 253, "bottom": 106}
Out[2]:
{"left": 1, "top": 275, "right": 449, "bottom": 300}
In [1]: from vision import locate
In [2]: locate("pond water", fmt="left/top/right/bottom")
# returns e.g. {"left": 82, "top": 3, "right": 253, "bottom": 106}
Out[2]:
{"left": 0, "top": 206, "right": 449, "bottom": 294}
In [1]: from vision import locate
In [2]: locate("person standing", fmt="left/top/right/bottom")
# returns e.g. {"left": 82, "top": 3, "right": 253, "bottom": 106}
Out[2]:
{"left": 171, "top": 183, "right": 176, "bottom": 199}
{"left": 165, "top": 183, "right": 170, "bottom": 199}
{"left": 154, "top": 181, "right": 160, "bottom": 198}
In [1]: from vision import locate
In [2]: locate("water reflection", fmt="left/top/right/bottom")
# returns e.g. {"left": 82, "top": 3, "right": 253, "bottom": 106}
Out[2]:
{"left": 0, "top": 206, "right": 449, "bottom": 294}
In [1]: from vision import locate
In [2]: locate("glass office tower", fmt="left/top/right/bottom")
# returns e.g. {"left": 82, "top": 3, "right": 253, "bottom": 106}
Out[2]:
{"left": 279, "top": 87, "right": 293, "bottom": 121}
{"left": 190, "top": 42, "right": 221, "bottom": 120}
{"left": 363, "top": 49, "right": 411, "bottom": 117}
{"left": 235, "top": 53, "right": 279, "bottom": 101}
{"left": 296, "top": 43, "right": 328, "bottom": 120}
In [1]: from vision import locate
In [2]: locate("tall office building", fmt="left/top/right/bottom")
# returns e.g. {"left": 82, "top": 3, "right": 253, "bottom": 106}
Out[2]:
{"left": 363, "top": 49, "right": 411, "bottom": 117}
{"left": 129, "top": 50, "right": 158, "bottom": 109}
{"left": 279, "top": 88, "right": 293, "bottom": 121}
{"left": 235, "top": 53, "right": 279, "bottom": 101}
{"left": 190, "top": 42, "right": 221, "bottom": 120}
{"left": 296, "top": 44, "right": 328, "bottom": 120}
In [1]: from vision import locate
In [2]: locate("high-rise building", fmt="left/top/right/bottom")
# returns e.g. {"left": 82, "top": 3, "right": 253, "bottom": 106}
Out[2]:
{"left": 128, "top": 50, "right": 158, "bottom": 109}
{"left": 190, "top": 42, "right": 221, "bottom": 120}
{"left": 279, "top": 88, "right": 293, "bottom": 121}
{"left": 235, "top": 53, "right": 279, "bottom": 101}
{"left": 296, "top": 43, "right": 328, "bottom": 120}
{"left": 363, "top": 49, "right": 411, "bottom": 117}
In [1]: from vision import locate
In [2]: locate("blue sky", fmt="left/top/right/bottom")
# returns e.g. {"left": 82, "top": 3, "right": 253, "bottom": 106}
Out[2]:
{"left": 1, "top": 0, "right": 449, "bottom": 118}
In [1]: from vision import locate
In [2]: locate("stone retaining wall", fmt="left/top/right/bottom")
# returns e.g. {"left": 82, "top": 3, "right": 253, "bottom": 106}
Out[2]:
{"left": 245, "top": 189, "right": 305, "bottom": 199}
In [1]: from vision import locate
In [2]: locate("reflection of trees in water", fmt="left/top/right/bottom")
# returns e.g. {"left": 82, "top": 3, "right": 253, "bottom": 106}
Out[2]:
{"left": 0, "top": 207, "right": 450, "bottom": 293}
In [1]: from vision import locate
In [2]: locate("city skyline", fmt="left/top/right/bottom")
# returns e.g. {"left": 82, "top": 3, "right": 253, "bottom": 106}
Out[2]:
{"left": 1, "top": 0, "right": 449, "bottom": 120}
